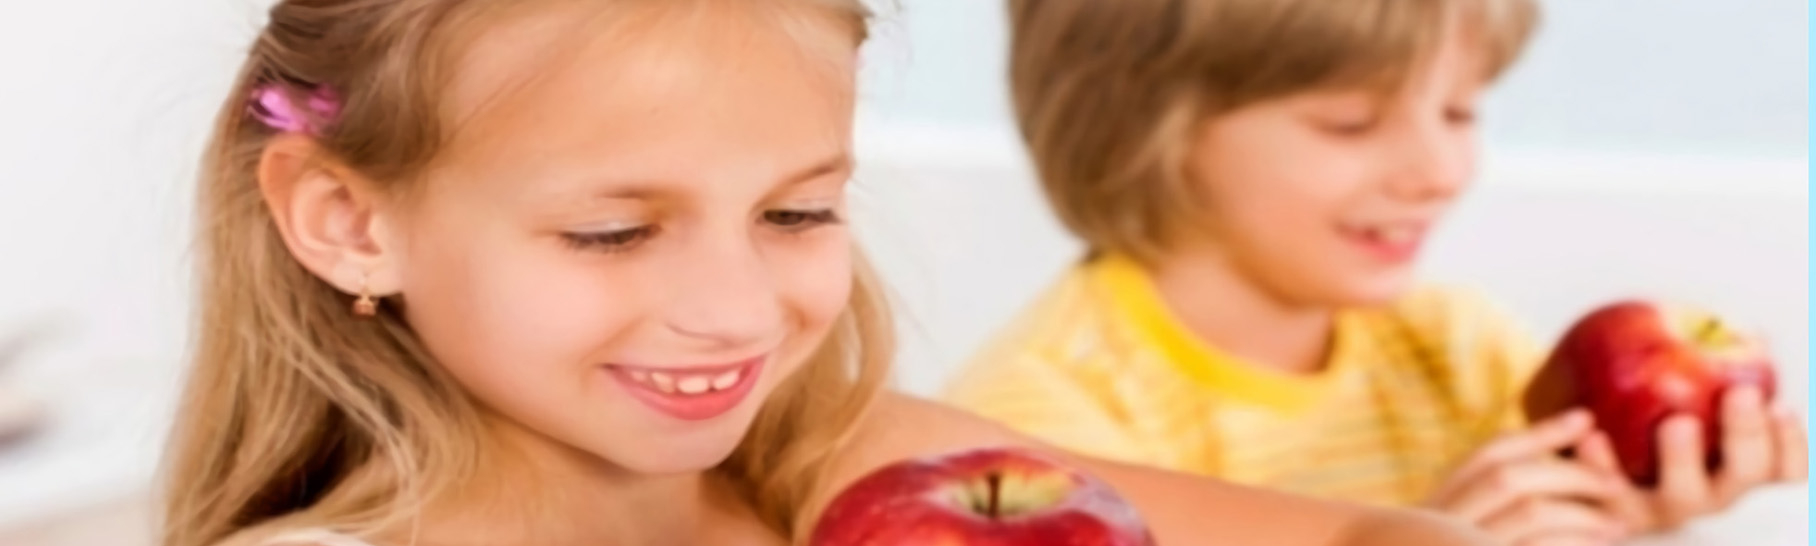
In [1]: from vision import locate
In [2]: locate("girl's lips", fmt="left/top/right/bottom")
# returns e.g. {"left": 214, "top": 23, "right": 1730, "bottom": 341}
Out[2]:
{"left": 604, "top": 356, "right": 765, "bottom": 421}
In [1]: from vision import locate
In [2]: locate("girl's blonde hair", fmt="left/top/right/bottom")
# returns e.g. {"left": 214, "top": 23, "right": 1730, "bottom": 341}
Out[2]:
{"left": 1008, "top": 0, "right": 1540, "bottom": 263}
{"left": 160, "top": 2, "right": 887, "bottom": 545}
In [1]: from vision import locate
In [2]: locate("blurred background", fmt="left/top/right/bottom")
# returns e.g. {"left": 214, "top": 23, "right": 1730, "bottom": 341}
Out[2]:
{"left": 0, "top": 0, "right": 1805, "bottom": 544}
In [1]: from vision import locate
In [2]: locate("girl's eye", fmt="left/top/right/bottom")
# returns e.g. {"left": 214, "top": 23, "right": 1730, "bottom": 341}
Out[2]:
{"left": 763, "top": 209, "right": 842, "bottom": 231}
{"left": 1446, "top": 106, "right": 1478, "bottom": 126}
{"left": 562, "top": 226, "right": 656, "bottom": 253}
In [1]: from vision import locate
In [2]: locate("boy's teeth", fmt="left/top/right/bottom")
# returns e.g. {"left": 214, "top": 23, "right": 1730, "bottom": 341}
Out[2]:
{"left": 711, "top": 370, "right": 741, "bottom": 390}
{"left": 650, "top": 372, "right": 676, "bottom": 393}
{"left": 677, "top": 376, "right": 712, "bottom": 395}
{"left": 630, "top": 370, "right": 650, "bottom": 383}
{"left": 1352, "top": 224, "right": 1415, "bottom": 244}
{"left": 1383, "top": 226, "right": 1415, "bottom": 243}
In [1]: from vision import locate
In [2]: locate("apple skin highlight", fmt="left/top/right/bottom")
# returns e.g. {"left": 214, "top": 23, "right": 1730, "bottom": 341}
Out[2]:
{"left": 809, "top": 448, "right": 1157, "bottom": 546}
{"left": 1524, "top": 300, "right": 1778, "bottom": 486}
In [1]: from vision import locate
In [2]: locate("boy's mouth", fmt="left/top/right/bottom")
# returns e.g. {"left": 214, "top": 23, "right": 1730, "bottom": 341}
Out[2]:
{"left": 1337, "top": 221, "right": 1428, "bottom": 264}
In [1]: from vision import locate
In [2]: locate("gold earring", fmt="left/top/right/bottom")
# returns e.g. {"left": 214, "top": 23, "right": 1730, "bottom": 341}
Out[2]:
{"left": 352, "top": 275, "right": 378, "bottom": 317}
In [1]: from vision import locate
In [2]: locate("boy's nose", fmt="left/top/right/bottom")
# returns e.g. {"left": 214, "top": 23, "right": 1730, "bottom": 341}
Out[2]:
{"left": 1387, "top": 128, "right": 1473, "bottom": 202}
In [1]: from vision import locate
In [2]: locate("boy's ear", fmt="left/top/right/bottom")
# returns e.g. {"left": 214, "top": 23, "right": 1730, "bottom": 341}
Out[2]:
{"left": 256, "top": 134, "right": 403, "bottom": 298}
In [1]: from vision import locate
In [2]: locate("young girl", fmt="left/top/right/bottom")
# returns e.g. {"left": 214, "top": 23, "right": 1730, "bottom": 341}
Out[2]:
{"left": 943, "top": 0, "right": 1807, "bottom": 544}
{"left": 157, "top": 1, "right": 1490, "bottom": 545}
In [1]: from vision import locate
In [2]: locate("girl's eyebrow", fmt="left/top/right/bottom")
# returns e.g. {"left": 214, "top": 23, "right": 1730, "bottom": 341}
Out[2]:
{"left": 531, "top": 151, "right": 853, "bottom": 206}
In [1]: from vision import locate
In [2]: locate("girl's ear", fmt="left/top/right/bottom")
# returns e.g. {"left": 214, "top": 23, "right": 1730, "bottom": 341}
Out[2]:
{"left": 257, "top": 134, "right": 404, "bottom": 299}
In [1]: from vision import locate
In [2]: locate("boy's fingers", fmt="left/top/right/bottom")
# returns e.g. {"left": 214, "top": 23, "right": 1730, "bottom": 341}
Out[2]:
{"left": 1449, "top": 410, "right": 1595, "bottom": 488}
{"left": 1480, "top": 498, "right": 1626, "bottom": 546}
{"left": 1573, "top": 432, "right": 1653, "bottom": 530}
{"left": 1655, "top": 414, "right": 1713, "bottom": 520}
{"left": 1773, "top": 408, "right": 1808, "bottom": 483}
{"left": 1443, "top": 459, "right": 1620, "bottom": 523}
{"left": 1714, "top": 387, "right": 1774, "bottom": 503}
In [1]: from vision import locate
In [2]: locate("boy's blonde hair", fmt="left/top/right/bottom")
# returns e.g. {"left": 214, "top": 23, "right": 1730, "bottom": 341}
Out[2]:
{"left": 161, "top": 2, "right": 888, "bottom": 545}
{"left": 1008, "top": 0, "right": 1540, "bottom": 262}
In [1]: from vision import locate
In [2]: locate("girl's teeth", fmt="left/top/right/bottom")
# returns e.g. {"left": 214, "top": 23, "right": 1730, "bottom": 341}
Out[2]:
{"left": 625, "top": 365, "right": 751, "bottom": 395}
{"left": 677, "top": 376, "right": 712, "bottom": 395}
{"left": 650, "top": 372, "right": 676, "bottom": 394}
{"left": 711, "top": 370, "right": 741, "bottom": 390}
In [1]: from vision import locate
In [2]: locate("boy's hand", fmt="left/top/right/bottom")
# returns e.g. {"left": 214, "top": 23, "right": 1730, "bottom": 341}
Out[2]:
{"left": 1575, "top": 386, "right": 1808, "bottom": 533}
{"left": 1424, "top": 409, "right": 1629, "bottom": 545}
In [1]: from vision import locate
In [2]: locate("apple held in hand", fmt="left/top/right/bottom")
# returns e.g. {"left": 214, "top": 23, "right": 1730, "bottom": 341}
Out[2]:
{"left": 808, "top": 447, "right": 1157, "bottom": 546}
{"left": 1523, "top": 300, "right": 1777, "bottom": 486}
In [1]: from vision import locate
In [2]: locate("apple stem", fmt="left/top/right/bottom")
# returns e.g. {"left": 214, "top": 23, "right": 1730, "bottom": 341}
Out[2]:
{"left": 986, "top": 472, "right": 1002, "bottom": 520}
{"left": 1698, "top": 318, "right": 1724, "bottom": 344}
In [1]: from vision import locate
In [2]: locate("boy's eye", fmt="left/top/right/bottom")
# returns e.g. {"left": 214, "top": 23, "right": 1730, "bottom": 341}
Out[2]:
{"left": 1300, "top": 94, "right": 1380, "bottom": 137}
{"left": 1314, "top": 116, "right": 1378, "bottom": 137}
{"left": 562, "top": 226, "right": 656, "bottom": 253}
{"left": 763, "top": 209, "right": 841, "bottom": 230}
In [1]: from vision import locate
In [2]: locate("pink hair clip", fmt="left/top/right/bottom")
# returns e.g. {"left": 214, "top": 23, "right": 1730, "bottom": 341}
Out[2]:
{"left": 249, "top": 84, "right": 342, "bottom": 136}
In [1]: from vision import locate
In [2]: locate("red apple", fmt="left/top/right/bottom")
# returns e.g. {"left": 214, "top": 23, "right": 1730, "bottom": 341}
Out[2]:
{"left": 1524, "top": 300, "right": 1778, "bottom": 486}
{"left": 808, "top": 447, "right": 1157, "bottom": 546}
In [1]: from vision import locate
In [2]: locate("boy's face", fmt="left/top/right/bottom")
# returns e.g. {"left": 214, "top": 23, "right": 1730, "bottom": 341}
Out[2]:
{"left": 1182, "top": 32, "right": 1487, "bottom": 307}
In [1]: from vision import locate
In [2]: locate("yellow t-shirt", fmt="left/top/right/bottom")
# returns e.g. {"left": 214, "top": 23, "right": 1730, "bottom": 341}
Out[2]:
{"left": 940, "top": 255, "right": 1548, "bottom": 507}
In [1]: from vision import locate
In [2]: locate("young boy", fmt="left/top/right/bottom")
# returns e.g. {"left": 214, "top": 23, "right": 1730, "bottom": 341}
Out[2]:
{"left": 943, "top": 0, "right": 1807, "bottom": 543}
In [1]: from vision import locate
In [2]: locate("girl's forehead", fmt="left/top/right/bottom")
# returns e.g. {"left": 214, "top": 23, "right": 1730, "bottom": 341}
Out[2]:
{"left": 441, "top": 2, "right": 857, "bottom": 125}
{"left": 428, "top": 3, "right": 859, "bottom": 196}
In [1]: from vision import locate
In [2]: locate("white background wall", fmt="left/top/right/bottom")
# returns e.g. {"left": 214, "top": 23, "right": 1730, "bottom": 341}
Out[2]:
{"left": 0, "top": 0, "right": 1807, "bottom": 542}
{"left": 857, "top": 0, "right": 1810, "bottom": 157}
